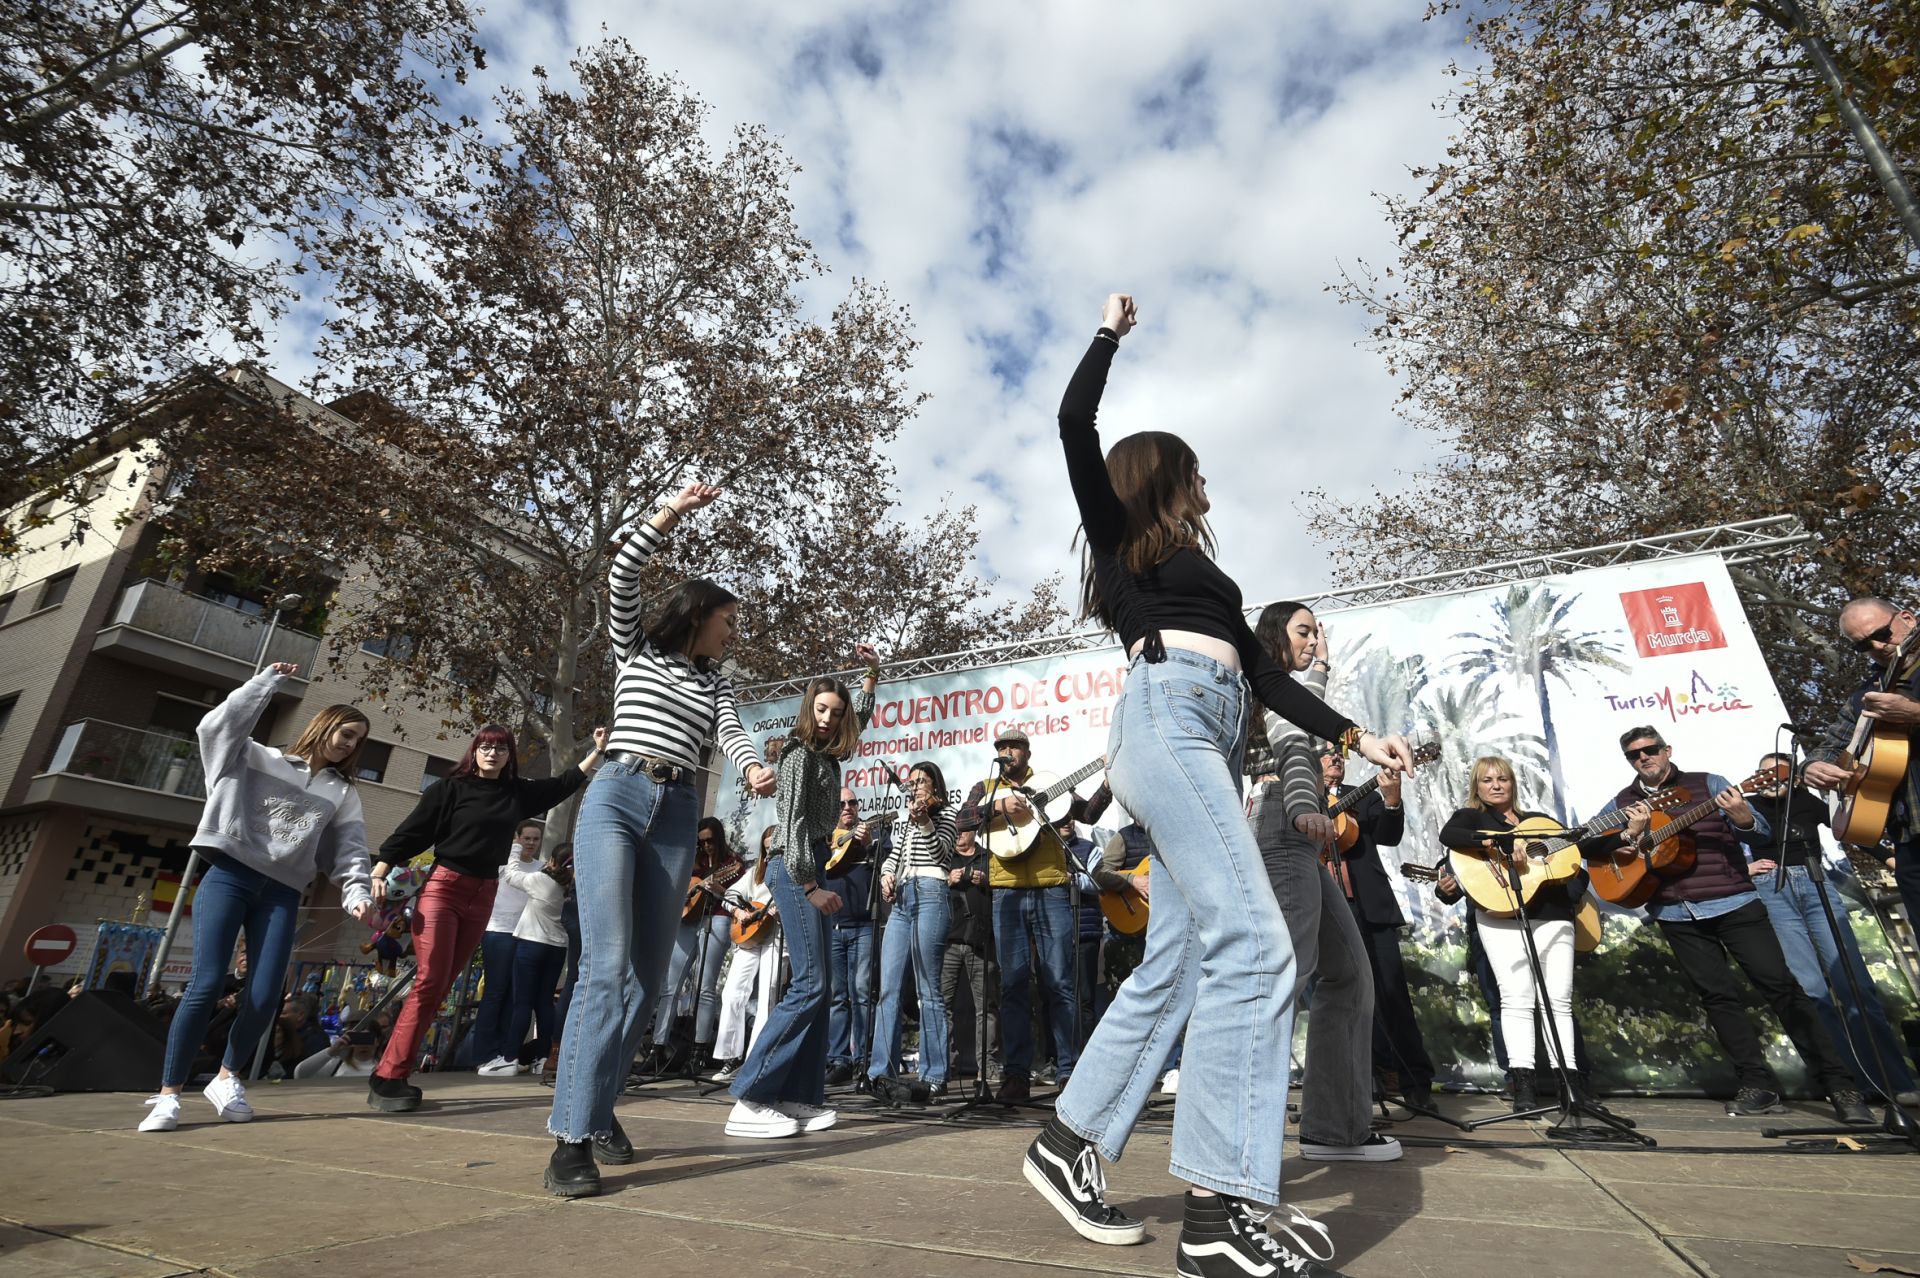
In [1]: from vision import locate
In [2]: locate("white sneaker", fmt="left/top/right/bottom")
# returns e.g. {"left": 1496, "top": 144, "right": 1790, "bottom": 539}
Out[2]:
{"left": 476, "top": 1056, "right": 520, "bottom": 1076}
{"left": 724, "top": 1098, "right": 800, "bottom": 1138}
{"left": 1300, "top": 1131, "right": 1403, "bottom": 1162}
{"left": 1159, "top": 1068, "right": 1180, "bottom": 1095}
{"left": 709, "top": 1059, "right": 740, "bottom": 1083}
{"left": 203, "top": 1075, "right": 253, "bottom": 1122}
{"left": 774, "top": 1100, "right": 837, "bottom": 1133}
{"left": 138, "top": 1093, "right": 180, "bottom": 1132}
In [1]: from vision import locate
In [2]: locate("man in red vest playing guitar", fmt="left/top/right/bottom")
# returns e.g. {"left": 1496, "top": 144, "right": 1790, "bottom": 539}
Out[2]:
{"left": 1803, "top": 598, "right": 1920, "bottom": 937}
{"left": 1598, "top": 726, "right": 1871, "bottom": 1123}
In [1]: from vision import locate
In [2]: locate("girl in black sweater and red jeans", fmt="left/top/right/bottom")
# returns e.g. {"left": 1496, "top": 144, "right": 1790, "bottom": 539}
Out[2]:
{"left": 367, "top": 723, "right": 605, "bottom": 1111}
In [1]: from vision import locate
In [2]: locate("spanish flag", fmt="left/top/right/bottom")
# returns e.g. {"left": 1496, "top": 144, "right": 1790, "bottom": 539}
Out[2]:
{"left": 150, "top": 870, "right": 196, "bottom": 918}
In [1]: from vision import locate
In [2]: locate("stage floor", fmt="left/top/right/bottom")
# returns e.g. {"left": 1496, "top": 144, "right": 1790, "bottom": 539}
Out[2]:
{"left": 1, "top": 1075, "right": 1916, "bottom": 1277}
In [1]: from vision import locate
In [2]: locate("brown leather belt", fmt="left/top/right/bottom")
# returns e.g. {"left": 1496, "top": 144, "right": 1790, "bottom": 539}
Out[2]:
{"left": 603, "top": 750, "right": 694, "bottom": 784}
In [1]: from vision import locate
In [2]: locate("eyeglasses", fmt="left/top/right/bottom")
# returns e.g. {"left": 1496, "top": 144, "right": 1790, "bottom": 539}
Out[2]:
{"left": 474, "top": 743, "right": 508, "bottom": 753}
{"left": 1851, "top": 621, "right": 1897, "bottom": 653}
{"left": 839, "top": 800, "right": 860, "bottom": 808}
{"left": 1623, "top": 744, "right": 1666, "bottom": 760}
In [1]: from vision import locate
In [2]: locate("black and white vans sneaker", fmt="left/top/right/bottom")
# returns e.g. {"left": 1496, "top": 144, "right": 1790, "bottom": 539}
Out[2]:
{"left": 1021, "top": 1118, "right": 1146, "bottom": 1245}
{"left": 1176, "top": 1191, "right": 1345, "bottom": 1277}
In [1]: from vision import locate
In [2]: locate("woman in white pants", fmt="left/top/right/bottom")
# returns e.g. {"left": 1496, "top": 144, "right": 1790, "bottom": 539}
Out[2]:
{"left": 711, "top": 843, "right": 782, "bottom": 1078}
{"left": 1437, "top": 756, "right": 1585, "bottom": 1113}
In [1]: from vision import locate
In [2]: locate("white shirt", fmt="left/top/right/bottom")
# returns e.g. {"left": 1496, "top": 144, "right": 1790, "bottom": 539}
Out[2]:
{"left": 505, "top": 859, "right": 568, "bottom": 948}
{"left": 487, "top": 850, "right": 539, "bottom": 932}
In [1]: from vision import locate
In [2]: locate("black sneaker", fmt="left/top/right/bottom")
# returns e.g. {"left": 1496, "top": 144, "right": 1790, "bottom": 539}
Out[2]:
{"left": 1727, "top": 1086, "right": 1784, "bottom": 1116}
{"left": 824, "top": 1062, "right": 855, "bottom": 1086}
{"left": 593, "top": 1116, "right": 636, "bottom": 1164}
{"left": 367, "top": 1072, "right": 422, "bottom": 1113}
{"left": 869, "top": 1074, "right": 924, "bottom": 1106}
{"left": 545, "top": 1139, "right": 601, "bottom": 1198}
{"left": 1831, "top": 1089, "right": 1877, "bottom": 1126}
{"left": 1177, "top": 1191, "right": 1345, "bottom": 1277}
{"left": 1020, "top": 1118, "right": 1145, "bottom": 1245}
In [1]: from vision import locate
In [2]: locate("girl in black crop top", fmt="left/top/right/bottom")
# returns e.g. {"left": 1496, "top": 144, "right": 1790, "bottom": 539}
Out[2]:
{"left": 1021, "top": 294, "right": 1413, "bottom": 1278}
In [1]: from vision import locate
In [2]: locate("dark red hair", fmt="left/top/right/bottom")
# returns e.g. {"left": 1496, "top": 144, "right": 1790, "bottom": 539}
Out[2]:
{"left": 451, "top": 724, "right": 519, "bottom": 781}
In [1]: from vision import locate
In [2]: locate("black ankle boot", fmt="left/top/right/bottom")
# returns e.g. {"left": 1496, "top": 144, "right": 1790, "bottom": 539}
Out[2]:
{"left": 545, "top": 1139, "right": 601, "bottom": 1197}
{"left": 1511, "top": 1068, "right": 1538, "bottom": 1113}
{"left": 592, "top": 1116, "right": 635, "bottom": 1165}
{"left": 367, "top": 1072, "right": 422, "bottom": 1113}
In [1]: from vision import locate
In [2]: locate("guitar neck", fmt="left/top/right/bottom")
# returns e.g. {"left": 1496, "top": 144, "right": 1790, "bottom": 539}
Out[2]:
{"left": 1328, "top": 776, "right": 1381, "bottom": 818}
{"left": 1040, "top": 758, "right": 1105, "bottom": 805}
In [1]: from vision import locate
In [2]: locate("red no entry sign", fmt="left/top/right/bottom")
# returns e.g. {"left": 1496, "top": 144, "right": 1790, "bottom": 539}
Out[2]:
{"left": 24, "top": 923, "right": 77, "bottom": 967}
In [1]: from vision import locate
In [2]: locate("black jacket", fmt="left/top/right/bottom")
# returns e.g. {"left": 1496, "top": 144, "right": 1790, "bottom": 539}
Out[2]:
{"left": 1327, "top": 786, "right": 1407, "bottom": 929}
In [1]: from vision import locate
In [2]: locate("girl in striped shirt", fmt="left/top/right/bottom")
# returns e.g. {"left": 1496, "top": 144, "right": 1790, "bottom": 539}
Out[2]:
{"left": 725, "top": 650, "right": 880, "bottom": 1137}
{"left": 866, "top": 760, "right": 958, "bottom": 1102}
{"left": 545, "top": 482, "right": 776, "bottom": 1197}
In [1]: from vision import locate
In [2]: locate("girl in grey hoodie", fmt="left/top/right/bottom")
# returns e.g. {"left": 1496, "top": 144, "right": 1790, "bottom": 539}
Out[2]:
{"left": 140, "top": 663, "right": 376, "bottom": 1132}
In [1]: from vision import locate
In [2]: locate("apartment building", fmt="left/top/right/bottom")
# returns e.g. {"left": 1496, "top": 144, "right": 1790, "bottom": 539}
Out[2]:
{"left": 0, "top": 373, "right": 527, "bottom": 987}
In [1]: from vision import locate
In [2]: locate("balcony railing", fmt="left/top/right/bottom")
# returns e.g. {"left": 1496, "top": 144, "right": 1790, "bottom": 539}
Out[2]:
{"left": 107, "top": 579, "right": 320, "bottom": 670}
{"left": 45, "top": 720, "right": 208, "bottom": 799}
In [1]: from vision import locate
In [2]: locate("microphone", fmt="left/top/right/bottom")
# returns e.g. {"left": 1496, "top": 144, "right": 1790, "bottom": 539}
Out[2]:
{"left": 1780, "top": 722, "right": 1826, "bottom": 737}
{"left": 991, "top": 754, "right": 1018, "bottom": 773}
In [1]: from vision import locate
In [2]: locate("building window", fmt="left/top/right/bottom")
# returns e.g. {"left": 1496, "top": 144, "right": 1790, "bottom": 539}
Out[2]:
{"left": 149, "top": 694, "right": 210, "bottom": 737}
{"left": 418, "top": 755, "right": 456, "bottom": 792}
{"left": 355, "top": 740, "right": 393, "bottom": 784}
{"left": 0, "top": 591, "right": 15, "bottom": 624}
{"left": 26, "top": 494, "right": 55, "bottom": 523}
{"left": 0, "top": 693, "right": 18, "bottom": 739}
{"left": 201, "top": 572, "right": 265, "bottom": 616}
{"left": 36, "top": 569, "right": 77, "bottom": 611}
{"left": 361, "top": 632, "right": 416, "bottom": 663}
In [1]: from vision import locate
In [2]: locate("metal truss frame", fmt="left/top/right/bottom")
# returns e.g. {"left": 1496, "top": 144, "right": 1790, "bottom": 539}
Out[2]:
{"left": 734, "top": 515, "right": 1815, "bottom": 703}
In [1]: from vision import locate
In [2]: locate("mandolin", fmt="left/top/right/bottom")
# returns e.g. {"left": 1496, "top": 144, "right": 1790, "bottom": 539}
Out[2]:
{"left": 1828, "top": 627, "right": 1920, "bottom": 846}
{"left": 682, "top": 859, "right": 745, "bottom": 921}
{"left": 824, "top": 814, "right": 883, "bottom": 873}
{"left": 1589, "top": 763, "right": 1788, "bottom": 908}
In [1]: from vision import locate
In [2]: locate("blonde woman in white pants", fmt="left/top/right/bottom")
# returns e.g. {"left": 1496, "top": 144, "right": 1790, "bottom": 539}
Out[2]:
{"left": 711, "top": 857, "right": 782, "bottom": 1078}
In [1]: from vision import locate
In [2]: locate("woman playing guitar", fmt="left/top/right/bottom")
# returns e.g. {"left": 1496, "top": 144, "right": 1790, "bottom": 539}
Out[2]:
{"left": 1437, "top": 757, "right": 1588, "bottom": 1113}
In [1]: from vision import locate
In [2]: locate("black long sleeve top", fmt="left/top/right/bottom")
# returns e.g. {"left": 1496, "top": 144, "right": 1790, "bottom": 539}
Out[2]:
{"left": 1436, "top": 805, "right": 1586, "bottom": 924}
{"left": 378, "top": 771, "right": 587, "bottom": 879}
{"left": 1059, "top": 334, "right": 1353, "bottom": 745}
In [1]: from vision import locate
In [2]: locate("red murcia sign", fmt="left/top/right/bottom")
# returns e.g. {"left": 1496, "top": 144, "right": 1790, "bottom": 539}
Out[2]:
{"left": 1619, "top": 582, "right": 1728, "bottom": 660}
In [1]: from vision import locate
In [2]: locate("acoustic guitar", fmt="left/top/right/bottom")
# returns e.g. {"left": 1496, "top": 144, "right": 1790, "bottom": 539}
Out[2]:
{"left": 1328, "top": 741, "right": 1443, "bottom": 851}
{"left": 1399, "top": 861, "right": 1603, "bottom": 953}
{"left": 824, "top": 814, "right": 882, "bottom": 873}
{"left": 1828, "top": 627, "right": 1920, "bottom": 846}
{"left": 980, "top": 756, "right": 1106, "bottom": 862}
{"left": 1447, "top": 791, "right": 1682, "bottom": 917}
{"left": 1098, "top": 856, "right": 1150, "bottom": 937}
{"left": 682, "top": 859, "right": 745, "bottom": 921}
{"left": 1589, "top": 763, "right": 1789, "bottom": 908}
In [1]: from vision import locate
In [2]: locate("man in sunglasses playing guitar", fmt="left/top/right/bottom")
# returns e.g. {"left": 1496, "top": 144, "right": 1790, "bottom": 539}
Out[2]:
{"left": 1802, "top": 598, "right": 1920, "bottom": 939}
{"left": 955, "top": 728, "right": 1111, "bottom": 1103}
{"left": 1598, "top": 726, "right": 1871, "bottom": 1122}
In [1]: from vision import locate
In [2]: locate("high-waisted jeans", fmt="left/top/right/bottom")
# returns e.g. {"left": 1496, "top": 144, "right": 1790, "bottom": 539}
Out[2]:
{"left": 1056, "top": 649, "right": 1300, "bottom": 1203}
{"left": 547, "top": 760, "right": 698, "bottom": 1140}
{"left": 159, "top": 856, "right": 302, "bottom": 1087}
{"left": 867, "top": 875, "right": 950, "bottom": 1083}
{"left": 731, "top": 856, "right": 832, "bottom": 1106}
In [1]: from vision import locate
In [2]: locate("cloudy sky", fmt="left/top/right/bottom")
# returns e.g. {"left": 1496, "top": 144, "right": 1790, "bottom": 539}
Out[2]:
{"left": 281, "top": 1, "right": 1466, "bottom": 619}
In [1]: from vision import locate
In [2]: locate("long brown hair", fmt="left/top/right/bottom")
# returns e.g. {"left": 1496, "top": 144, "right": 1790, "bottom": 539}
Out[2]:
{"left": 1078, "top": 430, "right": 1217, "bottom": 625}
{"left": 1241, "top": 601, "right": 1313, "bottom": 774}
{"left": 286, "top": 704, "right": 372, "bottom": 783}
{"left": 790, "top": 677, "right": 862, "bottom": 761}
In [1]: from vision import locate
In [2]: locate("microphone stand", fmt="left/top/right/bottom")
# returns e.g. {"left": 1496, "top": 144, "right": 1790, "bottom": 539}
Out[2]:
{"left": 1460, "top": 830, "right": 1652, "bottom": 1147}
{"left": 1759, "top": 730, "right": 1920, "bottom": 1152}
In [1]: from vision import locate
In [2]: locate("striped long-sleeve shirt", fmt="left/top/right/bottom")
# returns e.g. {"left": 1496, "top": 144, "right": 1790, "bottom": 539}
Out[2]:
{"left": 1250, "top": 664, "right": 1331, "bottom": 850}
{"left": 881, "top": 806, "right": 957, "bottom": 879}
{"left": 606, "top": 518, "right": 759, "bottom": 775}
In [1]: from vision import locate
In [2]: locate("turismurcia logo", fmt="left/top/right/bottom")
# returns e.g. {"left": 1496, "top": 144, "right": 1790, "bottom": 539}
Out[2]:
{"left": 1603, "top": 669, "right": 1753, "bottom": 721}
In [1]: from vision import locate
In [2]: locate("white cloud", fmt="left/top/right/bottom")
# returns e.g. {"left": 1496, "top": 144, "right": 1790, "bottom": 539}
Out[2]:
{"left": 269, "top": 0, "right": 1462, "bottom": 618}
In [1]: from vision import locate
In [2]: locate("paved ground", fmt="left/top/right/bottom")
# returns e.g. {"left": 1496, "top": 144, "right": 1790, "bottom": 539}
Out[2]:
{"left": 1, "top": 1076, "right": 1917, "bottom": 1277}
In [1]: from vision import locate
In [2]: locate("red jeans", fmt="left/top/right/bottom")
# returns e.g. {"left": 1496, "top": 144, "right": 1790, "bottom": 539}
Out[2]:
{"left": 378, "top": 869, "right": 497, "bottom": 1079}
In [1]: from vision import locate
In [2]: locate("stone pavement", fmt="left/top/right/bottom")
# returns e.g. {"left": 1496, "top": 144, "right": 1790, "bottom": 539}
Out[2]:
{"left": 1, "top": 1076, "right": 1917, "bottom": 1277}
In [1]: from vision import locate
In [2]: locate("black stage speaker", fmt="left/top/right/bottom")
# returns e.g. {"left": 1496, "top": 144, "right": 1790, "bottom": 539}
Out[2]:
{"left": 1, "top": 989, "right": 166, "bottom": 1091}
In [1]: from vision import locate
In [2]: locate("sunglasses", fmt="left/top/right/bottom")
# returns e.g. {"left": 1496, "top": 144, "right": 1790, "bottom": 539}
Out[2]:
{"left": 696, "top": 835, "right": 715, "bottom": 845}
{"left": 1851, "top": 621, "right": 1897, "bottom": 653}
{"left": 1623, "top": 744, "right": 1666, "bottom": 760}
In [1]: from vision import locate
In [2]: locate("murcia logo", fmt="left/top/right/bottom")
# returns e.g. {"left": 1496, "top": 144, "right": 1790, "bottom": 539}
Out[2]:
{"left": 1618, "top": 582, "right": 1728, "bottom": 659}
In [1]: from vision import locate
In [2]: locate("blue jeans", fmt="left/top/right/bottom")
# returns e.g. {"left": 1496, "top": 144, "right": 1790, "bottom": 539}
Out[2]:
{"left": 993, "top": 885, "right": 1079, "bottom": 1083}
{"left": 505, "top": 938, "right": 568, "bottom": 1062}
{"left": 652, "top": 915, "right": 731, "bottom": 1044}
{"left": 829, "top": 921, "right": 876, "bottom": 1067}
{"left": 1754, "top": 864, "right": 1917, "bottom": 1094}
{"left": 548, "top": 762, "right": 699, "bottom": 1141}
{"left": 731, "top": 856, "right": 832, "bottom": 1106}
{"left": 1056, "top": 649, "right": 1299, "bottom": 1204}
{"left": 474, "top": 930, "right": 519, "bottom": 1062}
{"left": 867, "top": 878, "right": 950, "bottom": 1083}
{"left": 159, "top": 857, "right": 302, "bottom": 1087}
{"left": 557, "top": 894, "right": 581, "bottom": 1036}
